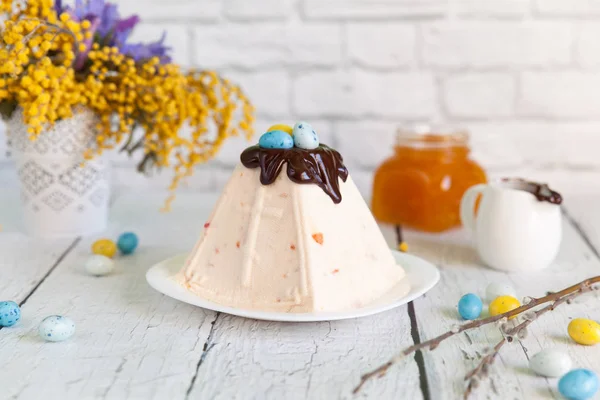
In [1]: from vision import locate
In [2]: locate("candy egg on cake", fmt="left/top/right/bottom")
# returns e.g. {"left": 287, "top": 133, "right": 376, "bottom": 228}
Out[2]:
{"left": 259, "top": 130, "right": 294, "bottom": 149}
{"left": 267, "top": 124, "right": 293, "bottom": 135}
{"left": 292, "top": 121, "right": 319, "bottom": 149}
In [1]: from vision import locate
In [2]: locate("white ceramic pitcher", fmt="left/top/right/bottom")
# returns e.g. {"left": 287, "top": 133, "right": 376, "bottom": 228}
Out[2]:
{"left": 460, "top": 179, "right": 562, "bottom": 272}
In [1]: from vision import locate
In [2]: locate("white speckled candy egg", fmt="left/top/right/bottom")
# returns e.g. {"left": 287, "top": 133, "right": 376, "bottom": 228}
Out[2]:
{"left": 84, "top": 254, "right": 115, "bottom": 276}
{"left": 485, "top": 282, "right": 517, "bottom": 303}
{"left": 39, "top": 315, "right": 75, "bottom": 342}
{"left": 529, "top": 349, "right": 572, "bottom": 377}
{"left": 292, "top": 121, "right": 319, "bottom": 149}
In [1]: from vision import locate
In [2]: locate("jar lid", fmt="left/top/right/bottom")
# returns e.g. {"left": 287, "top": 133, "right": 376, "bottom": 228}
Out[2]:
{"left": 396, "top": 124, "right": 469, "bottom": 149}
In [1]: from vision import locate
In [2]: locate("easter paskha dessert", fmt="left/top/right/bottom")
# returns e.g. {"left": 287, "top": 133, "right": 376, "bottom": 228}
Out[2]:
{"left": 176, "top": 122, "right": 408, "bottom": 312}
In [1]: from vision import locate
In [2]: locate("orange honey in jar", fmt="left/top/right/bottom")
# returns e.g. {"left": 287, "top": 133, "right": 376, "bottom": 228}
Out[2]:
{"left": 372, "top": 126, "right": 487, "bottom": 233}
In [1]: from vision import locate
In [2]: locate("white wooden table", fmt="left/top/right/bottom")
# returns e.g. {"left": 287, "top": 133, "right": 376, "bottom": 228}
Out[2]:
{"left": 1, "top": 188, "right": 600, "bottom": 400}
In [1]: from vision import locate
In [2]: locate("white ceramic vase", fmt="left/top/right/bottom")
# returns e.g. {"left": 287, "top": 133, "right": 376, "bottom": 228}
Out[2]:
{"left": 8, "top": 108, "right": 110, "bottom": 238}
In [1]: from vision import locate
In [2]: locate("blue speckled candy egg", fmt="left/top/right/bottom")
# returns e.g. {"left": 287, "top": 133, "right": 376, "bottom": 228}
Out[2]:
{"left": 38, "top": 315, "right": 76, "bottom": 342}
{"left": 292, "top": 121, "right": 319, "bottom": 149}
{"left": 117, "top": 232, "right": 139, "bottom": 255}
{"left": 0, "top": 301, "right": 21, "bottom": 327}
{"left": 259, "top": 130, "right": 294, "bottom": 149}
{"left": 458, "top": 293, "right": 483, "bottom": 320}
{"left": 559, "top": 369, "right": 599, "bottom": 400}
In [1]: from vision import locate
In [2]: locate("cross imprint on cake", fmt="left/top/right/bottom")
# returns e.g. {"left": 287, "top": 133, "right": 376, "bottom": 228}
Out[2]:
{"left": 59, "top": 164, "right": 100, "bottom": 195}
{"left": 18, "top": 161, "right": 54, "bottom": 194}
{"left": 42, "top": 191, "right": 73, "bottom": 211}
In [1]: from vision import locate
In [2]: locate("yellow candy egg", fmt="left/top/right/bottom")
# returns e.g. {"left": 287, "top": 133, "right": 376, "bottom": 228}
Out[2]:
{"left": 568, "top": 318, "right": 600, "bottom": 345}
{"left": 267, "top": 124, "right": 293, "bottom": 135}
{"left": 489, "top": 295, "right": 521, "bottom": 319}
{"left": 91, "top": 239, "right": 117, "bottom": 258}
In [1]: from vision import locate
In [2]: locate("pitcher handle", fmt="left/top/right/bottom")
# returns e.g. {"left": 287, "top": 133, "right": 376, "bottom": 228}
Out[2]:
{"left": 460, "top": 184, "right": 487, "bottom": 234}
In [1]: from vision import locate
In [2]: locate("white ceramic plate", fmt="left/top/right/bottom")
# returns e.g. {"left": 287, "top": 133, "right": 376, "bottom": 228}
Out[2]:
{"left": 146, "top": 250, "right": 440, "bottom": 322}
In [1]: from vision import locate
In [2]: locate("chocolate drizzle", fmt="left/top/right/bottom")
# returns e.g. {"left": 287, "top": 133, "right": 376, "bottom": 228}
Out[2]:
{"left": 240, "top": 144, "right": 349, "bottom": 204}
{"left": 502, "top": 178, "right": 563, "bottom": 205}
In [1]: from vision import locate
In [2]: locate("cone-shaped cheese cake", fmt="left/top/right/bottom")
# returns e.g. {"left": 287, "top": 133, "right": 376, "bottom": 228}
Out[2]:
{"left": 176, "top": 126, "right": 408, "bottom": 312}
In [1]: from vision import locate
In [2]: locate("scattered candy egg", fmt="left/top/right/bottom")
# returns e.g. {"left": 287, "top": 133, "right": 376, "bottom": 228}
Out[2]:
{"left": 559, "top": 369, "right": 599, "bottom": 400}
{"left": 117, "top": 232, "right": 139, "bottom": 255}
{"left": 38, "top": 315, "right": 75, "bottom": 342}
{"left": 568, "top": 318, "right": 600, "bottom": 346}
{"left": 489, "top": 295, "right": 521, "bottom": 318}
{"left": 267, "top": 124, "right": 293, "bottom": 135}
{"left": 458, "top": 293, "right": 483, "bottom": 320}
{"left": 0, "top": 301, "right": 21, "bottom": 327}
{"left": 259, "top": 130, "right": 294, "bottom": 149}
{"left": 485, "top": 283, "right": 517, "bottom": 303}
{"left": 84, "top": 255, "right": 115, "bottom": 276}
{"left": 529, "top": 349, "right": 572, "bottom": 377}
{"left": 292, "top": 121, "right": 319, "bottom": 150}
{"left": 92, "top": 238, "right": 117, "bottom": 258}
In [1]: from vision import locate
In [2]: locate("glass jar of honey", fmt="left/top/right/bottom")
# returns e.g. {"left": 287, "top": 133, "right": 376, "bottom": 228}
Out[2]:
{"left": 372, "top": 126, "right": 487, "bottom": 233}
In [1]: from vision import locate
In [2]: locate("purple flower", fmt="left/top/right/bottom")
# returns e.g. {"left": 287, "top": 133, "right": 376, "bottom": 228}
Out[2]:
{"left": 97, "top": 3, "right": 119, "bottom": 37}
{"left": 120, "top": 32, "right": 171, "bottom": 63}
{"left": 53, "top": 0, "right": 171, "bottom": 68}
{"left": 75, "top": 0, "right": 103, "bottom": 19}
{"left": 112, "top": 15, "right": 140, "bottom": 45}
{"left": 74, "top": 16, "right": 100, "bottom": 70}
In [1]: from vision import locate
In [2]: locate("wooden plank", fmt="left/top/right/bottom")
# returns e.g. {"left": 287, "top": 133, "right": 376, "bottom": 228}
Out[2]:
{"left": 400, "top": 213, "right": 600, "bottom": 400}
{"left": 187, "top": 224, "right": 423, "bottom": 400}
{"left": 0, "top": 236, "right": 78, "bottom": 302}
{"left": 563, "top": 194, "right": 600, "bottom": 254}
{"left": 0, "top": 193, "right": 220, "bottom": 399}
{"left": 0, "top": 191, "right": 78, "bottom": 304}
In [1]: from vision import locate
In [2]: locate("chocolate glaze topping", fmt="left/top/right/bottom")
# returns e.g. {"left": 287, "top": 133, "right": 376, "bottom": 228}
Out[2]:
{"left": 502, "top": 178, "right": 563, "bottom": 205}
{"left": 240, "top": 144, "right": 349, "bottom": 204}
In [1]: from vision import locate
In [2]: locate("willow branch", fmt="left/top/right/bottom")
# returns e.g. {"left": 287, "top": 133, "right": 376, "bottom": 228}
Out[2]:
{"left": 463, "top": 338, "right": 506, "bottom": 399}
{"left": 462, "top": 287, "right": 591, "bottom": 399}
{"left": 353, "top": 276, "right": 600, "bottom": 395}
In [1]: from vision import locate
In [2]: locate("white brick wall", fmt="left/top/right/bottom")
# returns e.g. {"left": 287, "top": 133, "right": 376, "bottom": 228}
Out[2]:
{"left": 421, "top": 22, "right": 573, "bottom": 68}
{"left": 293, "top": 70, "right": 436, "bottom": 118}
{"left": 347, "top": 24, "right": 416, "bottom": 68}
{"left": 2, "top": 0, "right": 600, "bottom": 197}
{"left": 443, "top": 73, "right": 515, "bottom": 118}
